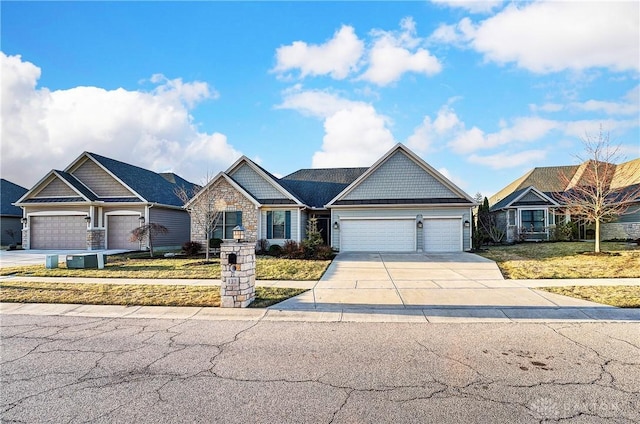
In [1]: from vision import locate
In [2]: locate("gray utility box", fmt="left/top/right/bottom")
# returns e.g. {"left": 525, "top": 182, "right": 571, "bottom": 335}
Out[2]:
{"left": 66, "top": 253, "right": 105, "bottom": 269}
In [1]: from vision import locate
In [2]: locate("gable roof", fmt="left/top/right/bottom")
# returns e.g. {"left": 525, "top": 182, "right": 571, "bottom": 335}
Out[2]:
{"left": 226, "top": 156, "right": 303, "bottom": 206}
{"left": 17, "top": 152, "right": 195, "bottom": 207}
{"left": 280, "top": 168, "right": 367, "bottom": 208}
{"left": 326, "top": 143, "right": 475, "bottom": 207}
{"left": 490, "top": 186, "right": 560, "bottom": 212}
{"left": 1, "top": 179, "right": 27, "bottom": 216}
{"left": 490, "top": 157, "right": 640, "bottom": 207}
{"left": 81, "top": 153, "right": 195, "bottom": 206}
{"left": 184, "top": 172, "right": 261, "bottom": 209}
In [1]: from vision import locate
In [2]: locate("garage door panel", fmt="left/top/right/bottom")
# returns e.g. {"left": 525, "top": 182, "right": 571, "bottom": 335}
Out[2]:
{"left": 107, "top": 215, "right": 140, "bottom": 249}
{"left": 341, "top": 219, "right": 414, "bottom": 252}
{"left": 31, "top": 216, "right": 86, "bottom": 249}
{"left": 424, "top": 219, "right": 461, "bottom": 252}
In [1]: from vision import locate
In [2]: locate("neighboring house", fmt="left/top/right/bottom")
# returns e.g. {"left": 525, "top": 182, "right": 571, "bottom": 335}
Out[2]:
{"left": 489, "top": 158, "right": 640, "bottom": 242}
{"left": 15, "top": 152, "right": 196, "bottom": 251}
{"left": 1, "top": 179, "right": 28, "bottom": 246}
{"left": 186, "top": 144, "right": 476, "bottom": 252}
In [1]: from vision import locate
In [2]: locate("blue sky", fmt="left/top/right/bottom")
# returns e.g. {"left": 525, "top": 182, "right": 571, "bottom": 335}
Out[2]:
{"left": 2, "top": 1, "right": 639, "bottom": 198}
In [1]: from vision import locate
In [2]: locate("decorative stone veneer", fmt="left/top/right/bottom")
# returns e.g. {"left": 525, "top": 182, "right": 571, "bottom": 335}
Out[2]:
{"left": 87, "top": 229, "right": 105, "bottom": 250}
{"left": 220, "top": 242, "right": 255, "bottom": 308}
{"left": 189, "top": 178, "right": 259, "bottom": 247}
{"left": 601, "top": 222, "right": 640, "bottom": 240}
{"left": 21, "top": 228, "right": 30, "bottom": 249}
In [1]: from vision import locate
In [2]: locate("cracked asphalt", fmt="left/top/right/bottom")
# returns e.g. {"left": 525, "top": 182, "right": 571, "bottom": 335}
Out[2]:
{"left": 1, "top": 314, "right": 638, "bottom": 423}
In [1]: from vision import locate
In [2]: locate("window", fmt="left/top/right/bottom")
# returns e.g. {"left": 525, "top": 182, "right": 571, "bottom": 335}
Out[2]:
{"left": 520, "top": 210, "right": 545, "bottom": 232}
{"left": 266, "top": 210, "right": 291, "bottom": 239}
{"left": 212, "top": 211, "right": 242, "bottom": 239}
{"left": 508, "top": 210, "right": 516, "bottom": 226}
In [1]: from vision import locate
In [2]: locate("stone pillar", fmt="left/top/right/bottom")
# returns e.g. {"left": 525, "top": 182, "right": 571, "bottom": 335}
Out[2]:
{"left": 21, "top": 228, "right": 30, "bottom": 250}
{"left": 220, "top": 242, "right": 256, "bottom": 307}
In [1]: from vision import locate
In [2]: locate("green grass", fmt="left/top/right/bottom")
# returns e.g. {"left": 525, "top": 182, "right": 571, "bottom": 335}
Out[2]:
{"left": 477, "top": 241, "right": 640, "bottom": 279}
{"left": 0, "top": 254, "right": 330, "bottom": 281}
{"left": 0, "top": 281, "right": 307, "bottom": 308}
{"left": 539, "top": 286, "right": 640, "bottom": 308}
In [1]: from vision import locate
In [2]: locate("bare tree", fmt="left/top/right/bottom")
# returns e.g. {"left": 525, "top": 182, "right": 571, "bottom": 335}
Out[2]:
{"left": 176, "top": 174, "right": 223, "bottom": 261}
{"left": 557, "top": 128, "right": 640, "bottom": 253}
{"left": 130, "top": 223, "right": 169, "bottom": 257}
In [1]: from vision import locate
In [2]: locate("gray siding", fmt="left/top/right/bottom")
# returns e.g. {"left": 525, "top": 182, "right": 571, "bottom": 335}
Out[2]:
{"left": 230, "top": 163, "right": 285, "bottom": 200}
{"left": 71, "top": 159, "right": 133, "bottom": 197}
{"left": 260, "top": 208, "right": 300, "bottom": 245}
{"left": 331, "top": 207, "right": 472, "bottom": 251}
{"left": 1, "top": 217, "right": 22, "bottom": 245}
{"left": 149, "top": 207, "right": 190, "bottom": 249}
{"left": 518, "top": 191, "right": 546, "bottom": 203}
{"left": 35, "top": 178, "right": 77, "bottom": 197}
{"left": 343, "top": 151, "right": 458, "bottom": 200}
{"left": 613, "top": 205, "right": 640, "bottom": 223}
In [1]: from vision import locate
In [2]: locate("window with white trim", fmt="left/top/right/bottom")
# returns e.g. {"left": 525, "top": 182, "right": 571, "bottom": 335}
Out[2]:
{"left": 520, "top": 210, "right": 545, "bottom": 232}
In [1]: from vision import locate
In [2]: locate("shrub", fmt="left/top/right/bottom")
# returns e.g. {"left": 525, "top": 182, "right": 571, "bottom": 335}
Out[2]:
{"left": 315, "top": 245, "right": 335, "bottom": 260}
{"left": 209, "top": 238, "right": 223, "bottom": 249}
{"left": 268, "top": 244, "right": 283, "bottom": 257}
{"left": 256, "top": 238, "right": 270, "bottom": 254}
{"left": 182, "top": 241, "right": 202, "bottom": 255}
{"left": 282, "top": 240, "right": 303, "bottom": 258}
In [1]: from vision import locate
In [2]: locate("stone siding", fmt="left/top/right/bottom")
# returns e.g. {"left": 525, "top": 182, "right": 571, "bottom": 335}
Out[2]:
{"left": 601, "top": 222, "right": 640, "bottom": 240}
{"left": 189, "top": 178, "right": 258, "bottom": 246}
{"left": 87, "top": 229, "right": 105, "bottom": 250}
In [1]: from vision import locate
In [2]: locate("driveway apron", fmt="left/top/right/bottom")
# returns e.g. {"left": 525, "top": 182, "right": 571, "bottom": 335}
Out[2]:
{"left": 273, "top": 252, "right": 613, "bottom": 315}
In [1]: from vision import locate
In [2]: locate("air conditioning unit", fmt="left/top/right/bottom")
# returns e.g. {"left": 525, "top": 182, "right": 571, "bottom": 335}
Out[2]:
{"left": 66, "top": 253, "right": 105, "bottom": 269}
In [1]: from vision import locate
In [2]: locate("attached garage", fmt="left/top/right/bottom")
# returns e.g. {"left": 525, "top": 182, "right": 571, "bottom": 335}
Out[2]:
{"left": 424, "top": 218, "right": 462, "bottom": 252}
{"left": 107, "top": 215, "right": 141, "bottom": 249}
{"left": 30, "top": 215, "right": 86, "bottom": 249}
{"left": 340, "top": 218, "right": 415, "bottom": 252}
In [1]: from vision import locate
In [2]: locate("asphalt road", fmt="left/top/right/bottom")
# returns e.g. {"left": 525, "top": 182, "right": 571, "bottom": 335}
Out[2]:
{"left": 2, "top": 315, "right": 638, "bottom": 423}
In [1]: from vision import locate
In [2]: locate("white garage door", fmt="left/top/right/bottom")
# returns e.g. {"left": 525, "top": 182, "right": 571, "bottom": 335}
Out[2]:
{"left": 340, "top": 219, "right": 415, "bottom": 252}
{"left": 30, "top": 216, "right": 86, "bottom": 249}
{"left": 107, "top": 215, "right": 141, "bottom": 249}
{"left": 424, "top": 218, "right": 462, "bottom": 252}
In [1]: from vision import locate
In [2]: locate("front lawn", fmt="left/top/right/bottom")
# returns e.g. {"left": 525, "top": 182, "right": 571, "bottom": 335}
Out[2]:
{"left": 0, "top": 281, "right": 307, "bottom": 308}
{"left": 0, "top": 254, "right": 331, "bottom": 281}
{"left": 538, "top": 285, "right": 640, "bottom": 308}
{"left": 477, "top": 242, "right": 640, "bottom": 279}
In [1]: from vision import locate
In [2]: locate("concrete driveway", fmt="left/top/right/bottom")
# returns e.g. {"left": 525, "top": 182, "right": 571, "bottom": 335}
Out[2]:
{"left": 0, "top": 249, "right": 129, "bottom": 268}
{"left": 273, "top": 252, "right": 620, "bottom": 320}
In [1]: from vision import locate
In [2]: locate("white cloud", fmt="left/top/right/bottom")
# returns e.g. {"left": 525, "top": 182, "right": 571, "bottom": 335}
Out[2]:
{"left": 406, "top": 104, "right": 463, "bottom": 153}
{"left": 430, "top": 0, "right": 503, "bottom": 14}
{"left": 276, "top": 85, "right": 361, "bottom": 118}
{"left": 449, "top": 117, "right": 559, "bottom": 154}
{"left": 313, "top": 104, "right": 396, "bottom": 167}
{"left": 273, "top": 25, "right": 364, "bottom": 80}
{"left": 360, "top": 17, "right": 442, "bottom": 86}
{"left": 0, "top": 52, "right": 241, "bottom": 187}
{"left": 530, "top": 86, "right": 640, "bottom": 116}
{"left": 437, "top": 167, "right": 467, "bottom": 189}
{"left": 468, "top": 150, "right": 547, "bottom": 170}
{"left": 276, "top": 87, "right": 395, "bottom": 167}
{"left": 433, "top": 2, "right": 639, "bottom": 73}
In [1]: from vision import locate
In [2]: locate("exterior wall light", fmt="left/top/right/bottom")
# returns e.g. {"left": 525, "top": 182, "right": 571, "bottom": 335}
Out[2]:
{"left": 84, "top": 215, "right": 91, "bottom": 224}
{"left": 333, "top": 221, "right": 339, "bottom": 229}
{"left": 464, "top": 220, "right": 470, "bottom": 228}
{"left": 417, "top": 221, "right": 423, "bottom": 229}
{"left": 138, "top": 216, "right": 145, "bottom": 224}
{"left": 233, "top": 225, "right": 246, "bottom": 243}
{"left": 21, "top": 217, "right": 27, "bottom": 225}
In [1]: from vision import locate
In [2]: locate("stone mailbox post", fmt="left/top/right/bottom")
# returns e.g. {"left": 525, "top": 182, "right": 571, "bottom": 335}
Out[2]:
{"left": 220, "top": 241, "right": 256, "bottom": 307}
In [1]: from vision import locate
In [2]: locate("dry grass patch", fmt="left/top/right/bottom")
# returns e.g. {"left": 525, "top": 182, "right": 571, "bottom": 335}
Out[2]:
{"left": 0, "top": 281, "right": 307, "bottom": 308}
{"left": 0, "top": 255, "right": 330, "bottom": 281}
{"left": 539, "top": 286, "right": 640, "bottom": 308}
{"left": 477, "top": 242, "right": 640, "bottom": 279}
